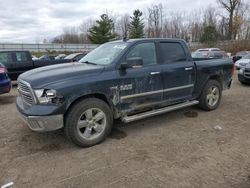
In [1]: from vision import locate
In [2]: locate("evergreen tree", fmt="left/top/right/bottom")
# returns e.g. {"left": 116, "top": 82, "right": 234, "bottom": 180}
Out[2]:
{"left": 88, "top": 14, "right": 116, "bottom": 44}
{"left": 129, "top": 10, "right": 144, "bottom": 39}
{"left": 200, "top": 25, "right": 218, "bottom": 47}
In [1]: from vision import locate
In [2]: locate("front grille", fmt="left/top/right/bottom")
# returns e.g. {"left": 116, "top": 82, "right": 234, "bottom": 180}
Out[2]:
{"left": 244, "top": 69, "right": 250, "bottom": 78}
{"left": 18, "top": 80, "right": 35, "bottom": 105}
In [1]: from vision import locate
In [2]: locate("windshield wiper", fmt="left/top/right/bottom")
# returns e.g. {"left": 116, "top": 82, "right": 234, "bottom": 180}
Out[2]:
{"left": 82, "top": 61, "right": 98, "bottom": 65}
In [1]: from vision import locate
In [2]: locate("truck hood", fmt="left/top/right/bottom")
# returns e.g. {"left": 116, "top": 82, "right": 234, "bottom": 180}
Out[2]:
{"left": 18, "top": 62, "right": 104, "bottom": 88}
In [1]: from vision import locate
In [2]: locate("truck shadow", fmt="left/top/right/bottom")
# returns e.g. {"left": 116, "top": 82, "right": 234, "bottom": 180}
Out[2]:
{"left": 16, "top": 106, "right": 201, "bottom": 153}
{"left": 108, "top": 128, "right": 127, "bottom": 140}
{"left": 113, "top": 106, "right": 201, "bottom": 136}
{"left": 18, "top": 129, "right": 73, "bottom": 155}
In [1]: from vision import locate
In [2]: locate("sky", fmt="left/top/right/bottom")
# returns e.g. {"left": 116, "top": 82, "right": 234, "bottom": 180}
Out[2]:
{"left": 0, "top": 0, "right": 217, "bottom": 43}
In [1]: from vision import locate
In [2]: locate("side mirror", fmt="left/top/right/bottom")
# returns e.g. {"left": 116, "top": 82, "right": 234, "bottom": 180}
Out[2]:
{"left": 120, "top": 57, "right": 143, "bottom": 69}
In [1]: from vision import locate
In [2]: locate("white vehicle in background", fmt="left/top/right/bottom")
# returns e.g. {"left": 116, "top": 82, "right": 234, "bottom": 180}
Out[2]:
{"left": 235, "top": 54, "right": 250, "bottom": 70}
{"left": 55, "top": 54, "right": 66, "bottom": 60}
{"left": 32, "top": 55, "right": 39, "bottom": 60}
{"left": 195, "top": 48, "right": 221, "bottom": 52}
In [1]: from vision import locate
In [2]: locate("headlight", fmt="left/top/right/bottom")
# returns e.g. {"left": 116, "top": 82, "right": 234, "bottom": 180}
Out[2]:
{"left": 239, "top": 68, "right": 245, "bottom": 75}
{"left": 34, "top": 89, "right": 62, "bottom": 104}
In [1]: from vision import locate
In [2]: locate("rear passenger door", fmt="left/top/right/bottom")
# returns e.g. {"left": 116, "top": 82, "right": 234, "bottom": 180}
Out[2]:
{"left": 158, "top": 42, "right": 195, "bottom": 104}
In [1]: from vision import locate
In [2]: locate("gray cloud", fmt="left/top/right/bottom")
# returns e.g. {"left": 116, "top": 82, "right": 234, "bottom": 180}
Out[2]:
{"left": 0, "top": 0, "right": 217, "bottom": 43}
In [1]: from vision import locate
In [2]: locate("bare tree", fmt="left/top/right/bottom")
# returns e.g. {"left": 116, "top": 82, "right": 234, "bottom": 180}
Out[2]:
{"left": 218, "top": 0, "right": 241, "bottom": 39}
{"left": 146, "top": 3, "right": 164, "bottom": 38}
{"left": 116, "top": 14, "right": 130, "bottom": 39}
{"left": 203, "top": 6, "right": 218, "bottom": 27}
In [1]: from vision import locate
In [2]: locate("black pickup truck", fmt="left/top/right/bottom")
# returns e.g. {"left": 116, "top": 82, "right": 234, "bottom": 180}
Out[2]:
{"left": 0, "top": 51, "right": 72, "bottom": 80}
{"left": 16, "top": 38, "right": 234, "bottom": 147}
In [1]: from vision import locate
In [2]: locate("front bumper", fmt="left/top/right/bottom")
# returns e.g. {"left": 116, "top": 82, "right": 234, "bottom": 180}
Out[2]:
{"left": 20, "top": 114, "right": 64, "bottom": 132}
{"left": 16, "top": 96, "right": 66, "bottom": 132}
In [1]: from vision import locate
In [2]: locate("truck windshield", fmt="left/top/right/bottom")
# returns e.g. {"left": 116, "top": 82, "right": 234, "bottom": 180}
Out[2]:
{"left": 79, "top": 42, "right": 128, "bottom": 65}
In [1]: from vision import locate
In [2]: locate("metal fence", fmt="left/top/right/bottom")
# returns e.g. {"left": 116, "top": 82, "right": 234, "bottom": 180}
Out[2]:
{"left": 0, "top": 43, "right": 99, "bottom": 52}
{"left": 1, "top": 40, "right": 249, "bottom": 52}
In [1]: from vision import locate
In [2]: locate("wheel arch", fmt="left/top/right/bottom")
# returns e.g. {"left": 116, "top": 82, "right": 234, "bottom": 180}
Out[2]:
{"left": 209, "top": 74, "right": 223, "bottom": 89}
{"left": 197, "top": 74, "right": 223, "bottom": 98}
{"left": 65, "top": 93, "right": 117, "bottom": 120}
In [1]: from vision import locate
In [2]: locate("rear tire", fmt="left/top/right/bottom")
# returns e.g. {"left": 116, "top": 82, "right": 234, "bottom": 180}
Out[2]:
{"left": 198, "top": 80, "right": 222, "bottom": 111}
{"left": 65, "top": 98, "right": 113, "bottom": 147}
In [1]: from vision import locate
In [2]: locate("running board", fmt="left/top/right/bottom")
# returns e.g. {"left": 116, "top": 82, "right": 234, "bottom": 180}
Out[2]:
{"left": 122, "top": 100, "right": 199, "bottom": 123}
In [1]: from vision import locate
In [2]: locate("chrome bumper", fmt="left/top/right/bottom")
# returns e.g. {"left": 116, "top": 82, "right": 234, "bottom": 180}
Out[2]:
{"left": 20, "top": 114, "right": 64, "bottom": 132}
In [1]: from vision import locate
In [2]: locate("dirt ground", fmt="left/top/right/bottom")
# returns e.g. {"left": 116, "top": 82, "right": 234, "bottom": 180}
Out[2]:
{"left": 0, "top": 76, "right": 250, "bottom": 188}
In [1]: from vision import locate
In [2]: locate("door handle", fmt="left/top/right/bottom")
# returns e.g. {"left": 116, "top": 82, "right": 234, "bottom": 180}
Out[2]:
{"left": 150, "top": 72, "right": 160, "bottom": 75}
{"left": 185, "top": 67, "right": 193, "bottom": 71}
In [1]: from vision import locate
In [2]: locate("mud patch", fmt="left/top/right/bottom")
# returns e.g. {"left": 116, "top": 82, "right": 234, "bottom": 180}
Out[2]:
{"left": 20, "top": 134, "right": 32, "bottom": 142}
{"left": 109, "top": 128, "right": 127, "bottom": 140}
{"left": 0, "top": 96, "right": 16, "bottom": 105}
{"left": 133, "top": 149, "right": 149, "bottom": 161}
{"left": 29, "top": 143, "right": 61, "bottom": 154}
{"left": 184, "top": 111, "right": 198, "bottom": 118}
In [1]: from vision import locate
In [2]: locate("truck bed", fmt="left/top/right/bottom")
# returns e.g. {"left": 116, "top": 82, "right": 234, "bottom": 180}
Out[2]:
{"left": 193, "top": 58, "right": 233, "bottom": 97}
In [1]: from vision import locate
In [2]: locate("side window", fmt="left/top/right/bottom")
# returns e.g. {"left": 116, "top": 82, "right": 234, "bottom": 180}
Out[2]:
{"left": 15, "top": 52, "right": 28, "bottom": 62}
{"left": 0, "top": 52, "right": 12, "bottom": 64}
{"left": 126, "top": 43, "right": 157, "bottom": 66}
{"left": 76, "top": 54, "right": 85, "bottom": 61}
{"left": 159, "top": 42, "right": 187, "bottom": 63}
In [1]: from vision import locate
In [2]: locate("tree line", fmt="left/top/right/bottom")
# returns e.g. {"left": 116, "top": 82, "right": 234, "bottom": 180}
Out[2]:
{"left": 51, "top": 0, "right": 250, "bottom": 45}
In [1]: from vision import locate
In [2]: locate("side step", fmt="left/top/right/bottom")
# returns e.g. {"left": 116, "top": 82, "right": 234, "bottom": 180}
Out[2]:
{"left": 122, "top": 100, "right": 199, "bottom": 123}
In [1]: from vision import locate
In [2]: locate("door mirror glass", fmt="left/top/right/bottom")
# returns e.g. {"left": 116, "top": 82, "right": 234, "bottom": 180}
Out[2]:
{"left": 120, "top": 57, "right": 143, "bottom": 69}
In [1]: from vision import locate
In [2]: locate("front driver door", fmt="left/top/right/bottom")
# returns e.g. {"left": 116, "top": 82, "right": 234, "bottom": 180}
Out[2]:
{"left": 117, "top": 42, "right": 163, "bottom": 114}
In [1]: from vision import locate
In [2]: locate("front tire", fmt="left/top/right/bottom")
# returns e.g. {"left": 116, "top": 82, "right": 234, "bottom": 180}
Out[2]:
{"left": 198, "top": 80, "right": 222, "bottom": 111}
{"left": 65, "top": 98, "right": 113, "bottom": 147}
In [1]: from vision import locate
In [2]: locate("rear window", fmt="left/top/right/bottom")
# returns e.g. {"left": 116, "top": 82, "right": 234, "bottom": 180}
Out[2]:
{"left": 192, "top": 52, "right": 208, "bottom": 58}
{"left": 15, "top": 52, "right": 29, "bottom": 62}
{"left": 0, "top": 52, "right": 12, "bottom": 64}
{"left": 211, "top": 52, "right": 223, "bottom": 58}
{"left": 159, "top": 42, "right": 186, "bottom": 63}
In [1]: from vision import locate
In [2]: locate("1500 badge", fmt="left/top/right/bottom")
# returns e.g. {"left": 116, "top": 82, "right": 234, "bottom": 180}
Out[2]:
{"left": 120, "top": 84, "right": 133, "bottom": 91}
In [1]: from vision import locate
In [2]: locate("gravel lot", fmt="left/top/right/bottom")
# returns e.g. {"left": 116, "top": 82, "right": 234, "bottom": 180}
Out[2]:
{"left": 0, "top": 76, "right": 250, "bottom": 188}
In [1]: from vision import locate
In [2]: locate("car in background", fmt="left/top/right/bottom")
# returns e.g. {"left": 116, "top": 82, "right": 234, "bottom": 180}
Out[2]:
{"left": 0, "top": 51, "right": 72, "bottom": 80}
{"left": 32, "top": 55, "right": 39, "bottom": 60}
{"left": 192, "top": 51, "right": 229, "bottom": 59}
{"left": 39, "top": 55, "right": 56, "bottom": 60}
{"left": 55, "top": 54, "right": 66, "bottom": 60}
{"left": 235, "top": 54, "right": 250, "bottom": 70}
{"left": 195, "top": 48, "right": 221, "bottom": 52}
{"left": 238, "top": 63, "right": 250, "bottom": 84}
{"left": 64, "top": 52, "right": 88, "bottom": 62}
{"left": 232, "top": 51, "right": 250, "bottom": 63}
{"left": 0, "top": 63, "right": 11, "bottom": 94}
